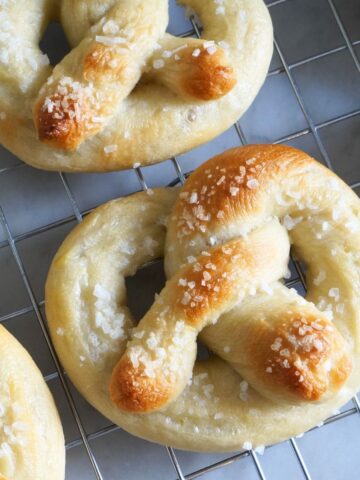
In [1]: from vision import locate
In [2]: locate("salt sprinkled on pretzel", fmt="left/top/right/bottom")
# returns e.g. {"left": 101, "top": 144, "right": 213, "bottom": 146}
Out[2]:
{"left": 46, "top": 145, "right": 360, "bottom": 450}
{"left": 0, "top": 0, "right": 272, "bottom": 171}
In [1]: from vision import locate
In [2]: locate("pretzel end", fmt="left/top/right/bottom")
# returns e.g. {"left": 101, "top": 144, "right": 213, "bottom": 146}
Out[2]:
{"left": 263, "top": 313, "right": 352, "bottom": 402}
{"left": 150, "top": 44, "right": 237, "bottom": 101}
{"left": 34, "top": 96, "right": 83, "bottom": 151}
{"left": 181, "top": 48, "right": 236, "bottom": 101}
{"left": 109, "top": 357, "right": 172, "bottom": 413}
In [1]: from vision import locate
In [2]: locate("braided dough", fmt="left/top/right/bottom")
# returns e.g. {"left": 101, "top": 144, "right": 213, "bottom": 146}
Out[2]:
{"left": 0, "top": 0, "right": 272, "bottom": 172}
{"left": 46, "top": 145, "right": 360, "bottom": 451}
{"left": 0, "top": 326, "right": 65, "bottom": 479}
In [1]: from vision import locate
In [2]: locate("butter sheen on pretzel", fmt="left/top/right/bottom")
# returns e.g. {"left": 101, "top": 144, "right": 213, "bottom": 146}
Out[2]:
{"left": 0, "top": 0, "right": 272, "bottom": 172}
{"left": 46, "top": 145, "right": 360, "bottom": 451}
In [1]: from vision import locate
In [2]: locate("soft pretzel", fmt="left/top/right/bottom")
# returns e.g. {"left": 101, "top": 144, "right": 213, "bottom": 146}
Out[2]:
{"left": 45, "top": 145, "right": 360, "bottom": 451}
{"left": 0, "top": 326, "right": 65, "bottom": 479}
{"left": 0, "top": 0, "right": 272, "bottom": 172}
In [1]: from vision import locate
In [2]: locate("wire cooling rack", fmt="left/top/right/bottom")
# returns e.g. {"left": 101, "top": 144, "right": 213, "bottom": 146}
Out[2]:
{"left": 1, "top": 0, "right": 360, "bottom": 479}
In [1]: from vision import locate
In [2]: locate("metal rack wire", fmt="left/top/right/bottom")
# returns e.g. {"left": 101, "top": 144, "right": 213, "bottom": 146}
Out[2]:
{"left": 1, "top": 1, "right": 360, "bottom": 478}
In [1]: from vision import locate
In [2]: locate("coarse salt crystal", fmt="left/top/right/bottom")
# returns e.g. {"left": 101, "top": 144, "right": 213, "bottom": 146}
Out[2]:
{"left": 240, "top": 381, "right": 248, "bottom": 392}
{"left": 133, "top": 331, "right": 145, "bottom": 339}
{"left": 203, "top": 271, "right": 211, "bottom": 281}
{"left": 270, "top": 337, "right": 282, "bottom": 351}
{"left": 181, "top": 292, "right": 191, "bottom": 305}
{"left": 243, "top": 441, "right": 252, "bottom": 450}
{"left": 332, "top": 208, "right": 341, "bottom": 221}
{"left": 94, "top": 283, "right": 111, "bottom": 300}
{"left": 328, "top": 287, "right": 340, "bottom": 301}
{"left": 207, "top": 45, "right": 217, "bottom": 55}
{"left": 230, "top": 186, "right": 239, "bottom": 196}
{"left": 103, "top": 20, "right": 120, "bottom": 35}
{"left": 153, "top": 59, "right": 165, "bottom": 69}
{"left": 56, "top": 328, "right": 65, "bottom": 336}
{"left": 322, "top": 221, "right": 330, "bottom": 231}
{"left": 216, "top": 6, "right": 225, "bottom": 14}
{"left": 104, "top": 144, "right": 117, "bottom": 154}
{"left": 260, "top": 282, "right": 273, "bottom": 296}
{"left": 313, "top": 270, "right": 326, "bottom": 286}
{"left": 95, "top": 35, "right": 126, "bottom": 46}
{"left": 133, "top": 162, "right": 141, "bottom": 168}
{"left": 246, "top": 178, "right": 259, "bottom": 189}
{"left": 255, "top": 445, "right": 265, "bottom": 455}
{"left": 336, "top": 303, "right": 345, "bottom": 314}
{"left": 345, "top": 219, "right": 358, "bottom": 232}
{"left": 283, "top": 359, "right": 290, "bottom": 369}
{"left": 214, "top": 412, "right": 224, "bottom": 420}
{"left": 283, "top": 214, "right": 301, "bottom": 231}
{"left": 203, "top": 384, "right": 214, "bottom": 398}
{"left": 280, "top": 348, "right": 290, "bottom": 357}
{"left": 192, "top": 48, "right": 201, "bottom": 57}
{"left": 189, "top": 192, "right": 198, "bottom": 204}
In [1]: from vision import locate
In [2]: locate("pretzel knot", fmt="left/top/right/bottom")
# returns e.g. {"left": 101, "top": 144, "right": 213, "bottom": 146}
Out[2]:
{"left": 0, "top": 0, "right": 272, "bottom": 171}
{"left": 110, "top": 145, "right": 357, "bottom": 413}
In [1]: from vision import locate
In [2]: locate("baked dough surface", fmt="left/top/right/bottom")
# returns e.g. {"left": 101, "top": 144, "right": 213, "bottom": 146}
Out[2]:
{"left": 46, "top": 146, "right": 360, "bottom": 451}
{"left": 0, "top": 0, "right": 272, "bottom": 172}
{"left": 0, "top": 326, "right": 65, "bottom": 479}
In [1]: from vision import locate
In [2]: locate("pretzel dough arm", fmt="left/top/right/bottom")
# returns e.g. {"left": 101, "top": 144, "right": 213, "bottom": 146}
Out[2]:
{"left": 201, "top": 283, "right": 352, "bottom": 405}
{"left": 0, "top": 0, "right": 53, "bottom": 93}
{"left": 34, "top": 0, "right": 168, "bottom": 150}
{"left": 110, "top": 221, "right": 289, "bottom": 413}
{"left": 145, "top": 35, "right": 236, "bottom": 101}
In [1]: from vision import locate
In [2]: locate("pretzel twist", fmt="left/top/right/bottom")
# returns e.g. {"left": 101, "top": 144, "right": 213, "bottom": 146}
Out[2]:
{"left": 110, "top": 145, "right": 357, "bottom": 412}
{"left": 0, "top": 0, "right": 272, "bottom": 171}
{"left": 46, "top": 145, "right": 360, "bottom": 450}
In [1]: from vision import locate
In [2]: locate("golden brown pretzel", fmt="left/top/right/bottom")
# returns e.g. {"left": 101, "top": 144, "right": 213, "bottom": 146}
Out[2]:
{"left": 46, "top": 145, "right": 360, "bottom": 451}
{"left": 0, "top": 0, "right": 272, "bottom": 171}
{"left": 110, "top": 145, "right": 355, "bottom": 412}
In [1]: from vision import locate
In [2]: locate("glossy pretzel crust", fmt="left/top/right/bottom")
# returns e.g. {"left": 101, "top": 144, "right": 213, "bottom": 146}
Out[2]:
{"left": 46, "top": 145, "right": 360, "bottom": 451}
{"left": 0, "top": 0, "right": 272, "bottom": 171}
{"left": 0, "top": 327, "right": 65, "bottom": 479}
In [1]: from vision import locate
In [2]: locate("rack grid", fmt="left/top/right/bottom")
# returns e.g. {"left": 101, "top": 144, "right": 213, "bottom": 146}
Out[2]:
{"left": 1, "top": 0, "right": 360, "bottom": 478}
